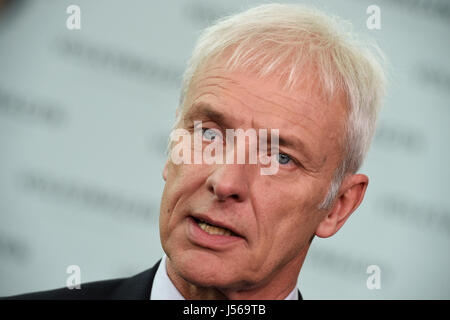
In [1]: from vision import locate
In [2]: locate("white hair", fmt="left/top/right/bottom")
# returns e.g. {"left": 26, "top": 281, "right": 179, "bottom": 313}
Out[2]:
{"left": 172, "top": 3, "right": 387, "bottom": 209}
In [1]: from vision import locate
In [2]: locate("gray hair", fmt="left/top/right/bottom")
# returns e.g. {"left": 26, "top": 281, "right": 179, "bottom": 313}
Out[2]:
{"left": 172, "top": 3, "right": 387, "bottom": 209}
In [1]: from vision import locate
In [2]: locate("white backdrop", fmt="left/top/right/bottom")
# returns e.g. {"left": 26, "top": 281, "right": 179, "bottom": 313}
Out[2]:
{"left": 0, "top": 0, "right": 449, "bottom": 299}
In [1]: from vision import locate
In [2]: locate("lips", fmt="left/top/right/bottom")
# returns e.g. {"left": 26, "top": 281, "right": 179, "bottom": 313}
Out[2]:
{"left": 191, "top": 214, "right": 242, "bottom": 238}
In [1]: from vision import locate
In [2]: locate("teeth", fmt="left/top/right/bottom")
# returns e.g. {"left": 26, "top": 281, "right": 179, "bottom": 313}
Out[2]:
{"left": 197, "top": 221, "right": 233, "bottom": 236}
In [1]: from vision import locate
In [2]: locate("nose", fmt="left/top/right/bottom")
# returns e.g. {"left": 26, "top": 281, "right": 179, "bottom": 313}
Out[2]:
{"left": 205, "top": 164, "right": 249, "bottom": 202}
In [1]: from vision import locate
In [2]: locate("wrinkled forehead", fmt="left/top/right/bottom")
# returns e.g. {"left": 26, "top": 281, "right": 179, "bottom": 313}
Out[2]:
{"left": 187, "top": 64, "right": 347, "bottom": 154}
{"left": 181, "top": 58, "right": 348, "bottom": 125}
{"left": 182, "top": 46, "right": 346, "bottom": 107}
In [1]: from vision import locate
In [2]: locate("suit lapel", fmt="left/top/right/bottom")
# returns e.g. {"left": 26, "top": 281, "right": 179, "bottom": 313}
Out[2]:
{"left": 109, "top": 259, "right": 161, "bottom": 299}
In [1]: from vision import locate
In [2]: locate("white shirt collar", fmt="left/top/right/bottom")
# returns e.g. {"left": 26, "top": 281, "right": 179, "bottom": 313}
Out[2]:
{"left": 150, "top": 255, "right": 185, "bottom": 300}
{"left": 150, "top": 255, "right": 299, "bottom": 300}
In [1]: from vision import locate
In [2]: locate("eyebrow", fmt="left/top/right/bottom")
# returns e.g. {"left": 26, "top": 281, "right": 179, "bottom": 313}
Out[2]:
{"left": 184, "top": 102, "right": 234, "bottom": 129}
{"left": 184, "top": 102, "right": 315, "bottom": 162}
{"left": 270, "top": 132, "right": 315, "bottom": 164}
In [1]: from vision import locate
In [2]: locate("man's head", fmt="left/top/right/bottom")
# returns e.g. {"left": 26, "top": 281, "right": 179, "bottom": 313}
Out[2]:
{"left": 158, "top": 3, "right": 386, "bottom": 299}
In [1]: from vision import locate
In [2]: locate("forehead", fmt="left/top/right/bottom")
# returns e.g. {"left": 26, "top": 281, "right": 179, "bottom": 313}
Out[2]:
{"left": 185, "top": 65, "right": 348, "bottom": 128}
{"left": 183, "top": 65, "right": 348, "bottom": 166}
{"left": 189, "top": 68, "right": 328, "bottom": 119}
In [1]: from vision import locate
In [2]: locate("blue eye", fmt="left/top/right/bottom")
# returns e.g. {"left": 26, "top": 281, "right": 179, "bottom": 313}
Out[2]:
{"left": 202, "top": 128, "right": 219, "bottom": 141}
{"left": 277, "top": 153, "right": 292, "bottom": 165}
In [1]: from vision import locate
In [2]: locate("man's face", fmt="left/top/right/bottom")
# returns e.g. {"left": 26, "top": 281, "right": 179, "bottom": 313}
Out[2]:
{"left": 159, "top": 64, "right": 347, "bottom": 295}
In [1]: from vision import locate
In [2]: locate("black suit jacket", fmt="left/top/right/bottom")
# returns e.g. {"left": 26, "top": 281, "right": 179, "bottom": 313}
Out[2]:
{"left": 5, "top": 260, "right": 161, "bottom": 300}
{"left": 4, "top": 259, "right": 302, "bottom": 300}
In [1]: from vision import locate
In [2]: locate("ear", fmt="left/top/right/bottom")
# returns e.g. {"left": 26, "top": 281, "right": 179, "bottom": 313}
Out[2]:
{"left": 162, "top": 160, "right": 169, "bottom": 181}
{"left": 315, "top": 174, "right": 369, "bottom": 238}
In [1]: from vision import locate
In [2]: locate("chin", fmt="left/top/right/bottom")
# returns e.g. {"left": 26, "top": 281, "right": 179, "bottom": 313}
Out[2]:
{"left": 173, "top": 249, "right": 243, "bottom": 288}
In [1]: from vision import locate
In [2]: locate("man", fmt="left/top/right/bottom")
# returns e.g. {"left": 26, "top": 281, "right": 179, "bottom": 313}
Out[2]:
{"left": 6, "top": 3, "right": 385, "bottom": 300}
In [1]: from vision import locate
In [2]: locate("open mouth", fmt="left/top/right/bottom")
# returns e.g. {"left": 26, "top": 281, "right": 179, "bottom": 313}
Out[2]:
{"left": 192, "top": 216, "right": 239, "bottom": 237}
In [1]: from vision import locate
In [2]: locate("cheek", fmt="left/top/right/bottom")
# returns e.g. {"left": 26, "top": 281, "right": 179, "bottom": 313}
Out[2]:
{"left": 159, "top": 182, "right": 175, "bottom": 246}
{"left": 159, "top": 162, "right": 207, "bottom": 233}
{"left": 162, "top": 162, "right": 192, "bottom": 206}
{"left": 255, "top": 179, "right": 322, "bottom": 244}
{"left": 159, "top": 163, "right": 184, "bottom": 236}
